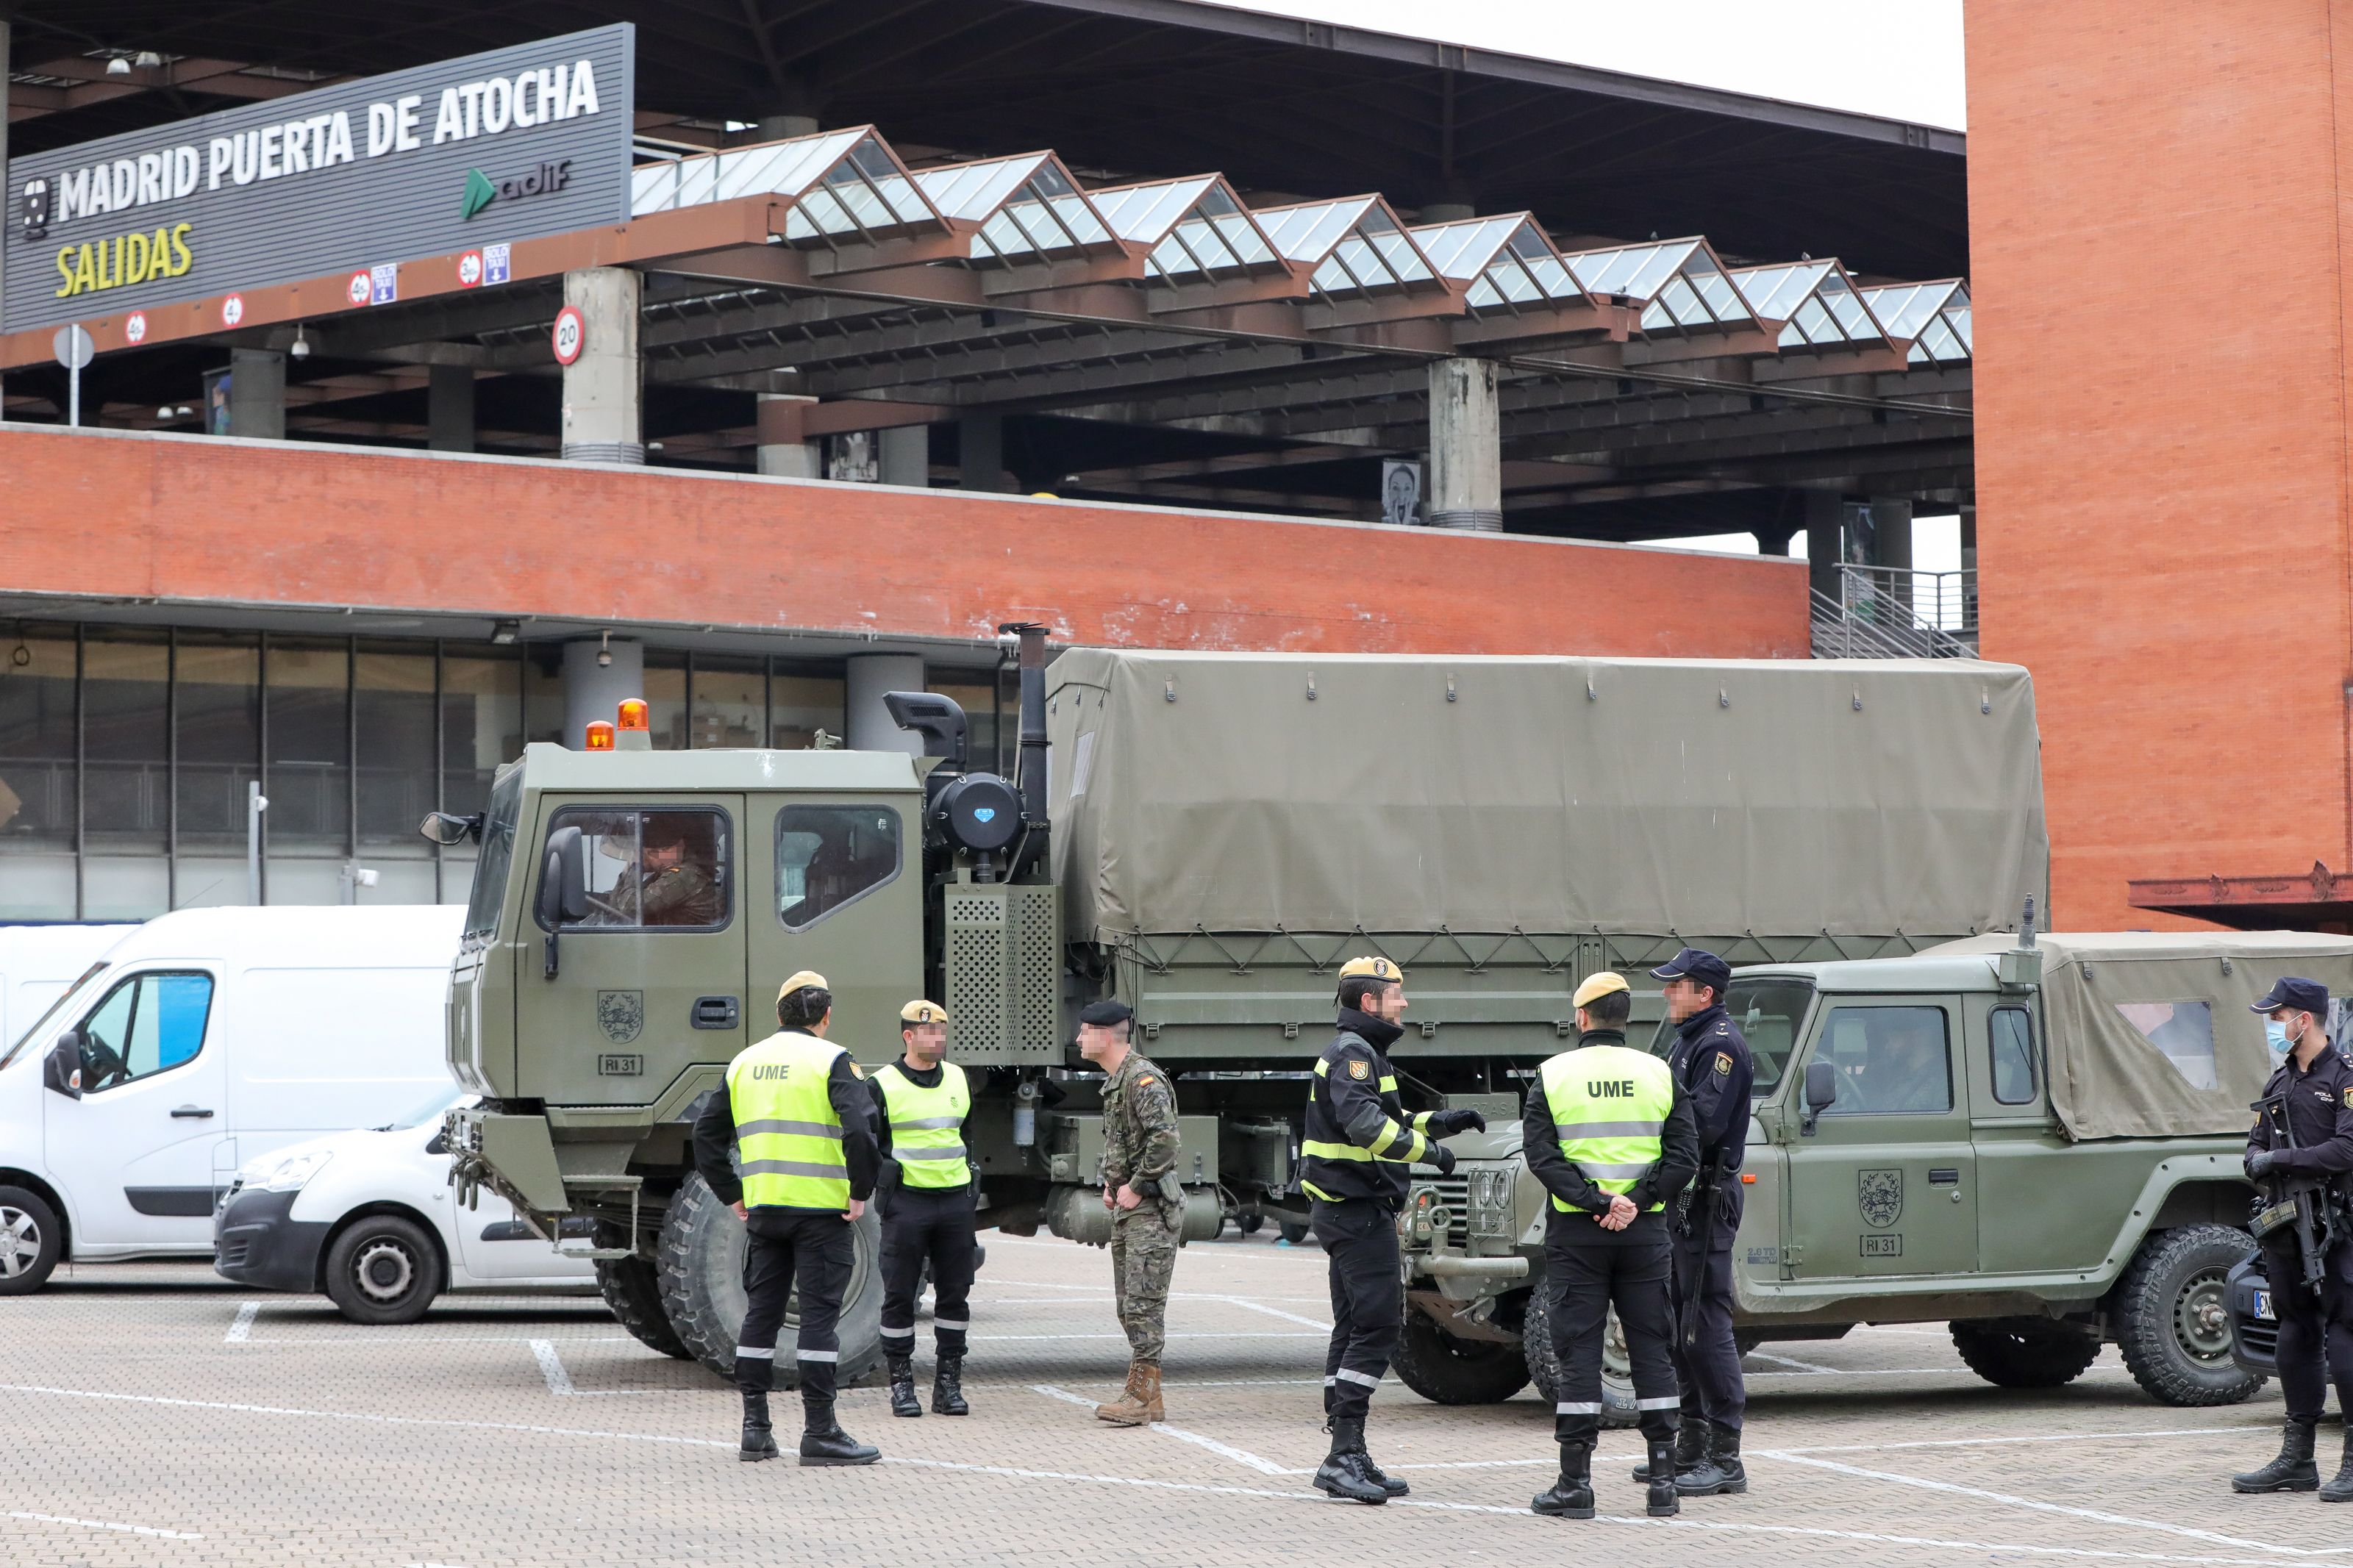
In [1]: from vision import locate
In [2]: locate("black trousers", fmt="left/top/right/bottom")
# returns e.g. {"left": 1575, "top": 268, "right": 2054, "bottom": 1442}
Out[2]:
{"left": 738, "top": 1208, "right": 855, "bottom": 1404}
{"left": 1670, "top": 1235, "right": 1747, "bottom": 1431}
{"left": 1312, "top": 1196, "right": 1403, "bottom": 1423}
{"left": 1548, "top": 1213, "right": 1681, "bottom": 1445}
{"left": 879, "top": 1184, "right": 978, "bottom": 1360}
{"left": 2261, "top": 1232, "right": 2353, "bottom": 1423}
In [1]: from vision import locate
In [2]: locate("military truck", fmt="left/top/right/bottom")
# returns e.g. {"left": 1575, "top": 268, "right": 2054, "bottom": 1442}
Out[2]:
{"left": 432, "top": 638, "right": 2048, "bottom": 1387}
{"left": 1400, "top": 930, "right": 2353, "bottom": 1420}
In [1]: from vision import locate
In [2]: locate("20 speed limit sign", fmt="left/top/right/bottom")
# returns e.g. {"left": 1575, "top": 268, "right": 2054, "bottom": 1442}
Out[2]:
{"left": 551, "top": 306, "right": 586, "bottom": 366}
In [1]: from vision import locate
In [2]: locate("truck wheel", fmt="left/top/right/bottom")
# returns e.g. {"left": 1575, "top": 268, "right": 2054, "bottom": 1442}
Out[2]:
{"left": 1390, "top": 1304, "right": 1532, "bottom": 1404}
{"left": 655, "top": 1173, "right": 886, "bottom": 1387}
{"left": 0, "top": 1185, "right": 63, "bottom": 1296}
{"left": 2112, "top": 1225, "right": 2264, "bottom": 1407}
{"left": 1950, "top": 1318, "right": 2102, "bottom": 1388}
{"left": 594, "top": 1256, "right": 693, "bottom": 1361}
{"left": 1279, "top": 1221, "right": 1310, "bottom": 1246}
{"left": 323, "top": 1214, "right": 443, "bottom": 1325}
{"left": 1521, "top": 1282, "right": 1638, "bottom": 1428}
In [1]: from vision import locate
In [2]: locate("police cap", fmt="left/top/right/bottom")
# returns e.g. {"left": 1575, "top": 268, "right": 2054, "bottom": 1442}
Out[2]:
{"left": 2252, "top": 976, "right": 2329, "bottom": 1016}
{"left": 1571, "top": 972, "right": 1631, "bottom": 1009}
{"left": 1079, "top": 999, "right": 1135, "bottom": 1026}
{"left": 1336, "top": 956, "right": 1404, "bottom": 985}
{"left": 1652, "top": 948, "right": 1731, "bottom": 992}
{"left": 901, "top": 1000, "right": 949, "bottom": 1026}
{"left": 778, "top": 970, "right": 829, "bottom": 1004}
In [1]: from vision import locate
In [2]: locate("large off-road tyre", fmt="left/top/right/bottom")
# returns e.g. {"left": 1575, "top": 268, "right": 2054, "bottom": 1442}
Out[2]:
{"left": 1521, "top": 1280, "right": 1638, "bottom": 1428}
{"left": 2112, "top": 1224, "right": 2264, "bottom": 1407}
{"left": 1390, "top": 1303, "right": 1532, "bottom": 1404}
{"left": 323, "top": 1213, "right": 444, "bottom": 1325}
{"left": 0, "top": 1185, "right": 63, "bottom": 1296}
{"left": 654, "top": 1173, "right": 886, "bottom": 1387}
{"left": 594, "top": 1255, "right": 693, "bottom": 1360}
{"left": 1950, "top": 1317, "right": 2102, "bottom": 1389}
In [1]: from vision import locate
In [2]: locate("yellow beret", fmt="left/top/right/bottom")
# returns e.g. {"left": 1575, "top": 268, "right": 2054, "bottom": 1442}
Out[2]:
{"left": 1572, "top": 971, "right": 1631, "bottom": 1009}
{"left": 1338, "top": 955, "right": 1404, "bottom": 984}
{"left": 900, "top": 1000, "right": 949, "bottom": 1025}
{"left": 778, "top": 970, "right": 829, "bottom": 1003}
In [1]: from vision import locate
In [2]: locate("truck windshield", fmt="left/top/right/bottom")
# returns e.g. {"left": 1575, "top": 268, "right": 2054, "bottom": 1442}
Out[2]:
{"left": 1653, "top": 975, "right": 1813, "bottom": 1090}
{"left": 462, "top": 767, "right": 524, "bottom": 945}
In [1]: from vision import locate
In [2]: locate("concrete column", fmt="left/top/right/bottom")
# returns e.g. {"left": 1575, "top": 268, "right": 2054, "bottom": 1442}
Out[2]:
{"left": 879, "top": 423, "right": 929, "bottom": 487}
{"left": 755, "top": 394, "right": 821, "bottom": 478}
{"left": 1804, "top": 490, "right": 1843, "bottom": 604}
{"left": 562, "top": 637, "right": 644, "bottom": 748}
{"left": 1421, "top": 202, "right": 1475, "bottom": 223}
{"left": 1755, "top": 523, "right": 1797, "bottom": 557}
{"left": 428, "top": 365, "right": 475, "bottom": 453}
{"left": 228, "top": 348, "right": 286, "bottom": 440}
{"left": 959, "top": 412, "right": 1008, "bottom": 493}
{"left": 757, "top": 112, "right": 819, "bottom": 141}
{"left": 561, "top": 267, "right": 643, "bottom": 464}
{"left": 1427, "top": 357, "right": 1502, "bottom": 530}
{"left": 846, "top": 654, "right": 926, "bottom": 756}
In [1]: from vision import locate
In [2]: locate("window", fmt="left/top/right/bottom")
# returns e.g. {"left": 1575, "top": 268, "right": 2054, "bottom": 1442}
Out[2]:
{"left": 776, "top": 805, "right": 901, "bottom": 930}
{"left": 540, "top": 806, "right": 731, "bottom": 931}
{"left": 355, "top": 647, "right": 436, "bottom": 845}
{"left": 1990, "top": 1007, "right": 2039, "bottom": 1105}
{"left": 0, "top": 629, "right": 76, "bottom": 847}
{"left": 2115, "top": 1000, "right": 2216, "bottom": 1091}
{"left": 462, "top": 767, "right": 524, "bottom": 944}
{"left": 1719, "top": 978, "right": 1813, "bottom": 1090}
{"left": 84, "top": 632, "right": 168, "bottom": 847}
{"left": 1817, "top": 1005, "right": 1952, "bottom": 1115}
{"left": 77, "top": 971, "right": 215, "bottom": 1091}
{"left": 264, "top": 640, "right": 351, "bottom": 848}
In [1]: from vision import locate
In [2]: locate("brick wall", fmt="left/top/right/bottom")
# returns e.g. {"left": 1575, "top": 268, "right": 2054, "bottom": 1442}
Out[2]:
{"left": 1969, "top": 0, "right": 2353, "bottom": 928}
{"left": 0, "top": 425, "right": 1809, "bottom": 657}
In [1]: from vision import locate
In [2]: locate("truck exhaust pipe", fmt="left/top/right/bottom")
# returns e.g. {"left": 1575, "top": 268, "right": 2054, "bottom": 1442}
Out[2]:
{"left": 1002, "top": 622, "right": 1050, "bottom": 878}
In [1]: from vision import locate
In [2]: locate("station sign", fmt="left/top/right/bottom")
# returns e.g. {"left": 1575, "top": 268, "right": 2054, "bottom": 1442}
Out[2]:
{"left": 3, "top": 24, "right": 633, "bottom": 334}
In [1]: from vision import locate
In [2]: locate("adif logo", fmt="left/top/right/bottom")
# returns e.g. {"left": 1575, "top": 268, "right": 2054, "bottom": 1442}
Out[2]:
{"left": 462, "top": 158, "right": 572, "bottom": 219}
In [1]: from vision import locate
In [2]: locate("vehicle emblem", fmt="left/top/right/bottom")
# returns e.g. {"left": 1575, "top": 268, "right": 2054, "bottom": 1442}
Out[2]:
{"left": 973, "top": 807, "right": 996, "bottom": 823}
{"left": 1857, "top": 1168, "right": 1902, "bottom": 1229}
{"left": 597, "top": 989, "right": 644, "bottom": 1045}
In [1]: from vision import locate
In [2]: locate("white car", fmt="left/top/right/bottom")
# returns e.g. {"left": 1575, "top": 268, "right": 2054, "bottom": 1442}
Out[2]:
{"left": 214, "top": 1081, "right": 593, "bottom": 1323}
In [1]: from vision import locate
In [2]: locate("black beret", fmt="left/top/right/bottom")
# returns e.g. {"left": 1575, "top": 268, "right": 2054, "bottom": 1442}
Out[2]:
{"left": 1079, "top": 999, "right": 1135, "bottom": 1026}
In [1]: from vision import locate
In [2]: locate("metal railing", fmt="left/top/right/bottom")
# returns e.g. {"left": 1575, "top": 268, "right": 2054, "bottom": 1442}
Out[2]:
{"left": 1811, "top": 564, "right": 1977, "bottom": 659}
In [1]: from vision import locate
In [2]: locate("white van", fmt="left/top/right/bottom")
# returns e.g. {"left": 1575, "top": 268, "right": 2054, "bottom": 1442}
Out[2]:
{"left": 0, "top": 905, "right": 463, "bottom": 1294}
{"left": 0, "top": 925, "right": 137, "bottom": 1056}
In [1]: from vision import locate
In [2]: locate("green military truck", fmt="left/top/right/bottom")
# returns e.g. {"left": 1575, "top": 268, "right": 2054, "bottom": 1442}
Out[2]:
{"left": 434, "top": 639, "right": 2049, "bottom": 1386}
{"left": 1400, "top": 930, "right": 2353, "bottom": 1420}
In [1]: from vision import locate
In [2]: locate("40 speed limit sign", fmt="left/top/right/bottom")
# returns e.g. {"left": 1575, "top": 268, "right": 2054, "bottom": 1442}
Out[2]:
{"left": 551, "top": 305, "right": 587, "bottom": 366}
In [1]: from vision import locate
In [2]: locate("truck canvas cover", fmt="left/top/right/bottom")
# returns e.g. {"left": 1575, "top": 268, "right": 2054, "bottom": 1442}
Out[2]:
{"left": 1046, "top": 650, "right": 2047, "bottom": 947}
{"left": 1927, "top": 931, "right": 2353, "bottom": 1139}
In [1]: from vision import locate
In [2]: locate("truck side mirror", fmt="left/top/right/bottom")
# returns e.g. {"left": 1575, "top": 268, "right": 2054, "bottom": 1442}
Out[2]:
{"left": 535, "top": 826, "right": 588, "bottom": 926}
{"left": 1800, "top": 1058, "right": 1839, "bottom": 1136}
{"left": 418, "top": 811, "right": 483, "bottom": 846}
{"left": 43, "top": 1033, "right": 85, "bottom": 1099}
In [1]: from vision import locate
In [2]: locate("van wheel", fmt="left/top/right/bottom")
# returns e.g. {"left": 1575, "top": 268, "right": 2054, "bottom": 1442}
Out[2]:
{"left": 2113, "top": 1225, "right": 2264, "bottom": 1407}
{"left": 1390, "top": 1301, "right": 1532, "bottom": 1404}
{"left": 594, "top": 1256, "right": 693, "bottom": 1360}
{"left": 655, "top": 1173, "right": 885, "bottom": 1388}
{"left": 1521, "top": 1281, "right": 1638, "bottom": 1428}
{"left": 1951, "top": 1318, "right": 2102, "bottom": 1388}
{"left": 324, "top": 1214, "right": 443, "bottom": 1325}
{"left": 0, "top": 1186, "right": 63, "bottom": 1296}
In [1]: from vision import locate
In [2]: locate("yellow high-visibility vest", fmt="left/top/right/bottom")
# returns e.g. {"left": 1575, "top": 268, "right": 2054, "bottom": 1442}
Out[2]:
{"left": 726, "top": 1031, "right": 849, "bottom": 1209}
{"left": 1539, "top": 1045, "right": 1674, "bottom": 1213}
{"left": 874, "top": 1060, "right": 971, "bottom": 1189}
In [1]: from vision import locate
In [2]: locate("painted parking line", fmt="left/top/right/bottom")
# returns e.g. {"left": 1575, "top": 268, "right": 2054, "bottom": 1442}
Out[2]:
{"left": 1029, "top": 1383, "right": 1302, "bottom": 1475}
{"left": 8, "top": 1508, "right": 204, "bottom": 1541}
{"left": 1777, "top": 1425, "right": 2276, "bottom": 1456}
{"left": 1746, "top": 1350, "right": 1841, "bottom": 1373}
{"left": 223, "top": 1301, "right": 260, "bottom": 1342}
{"left": 529, "top": 1339, "right": 576, "bottom": 1396}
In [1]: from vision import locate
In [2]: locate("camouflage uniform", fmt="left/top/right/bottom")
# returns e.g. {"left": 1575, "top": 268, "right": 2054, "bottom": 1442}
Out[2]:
{"left": 1101, "top": 1050, "right": 1182, "bottom": 1364}
{"left": 640, "top": 862, "right": 721, "bottom": 926}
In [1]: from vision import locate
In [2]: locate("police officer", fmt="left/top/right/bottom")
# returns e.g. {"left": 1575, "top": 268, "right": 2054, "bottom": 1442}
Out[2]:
{"left": 870, "top": 999, "right": 977, "bottom": 1420}
{"left": 690, "top": 970, "right": 882, "bottom": 1466}
{"left": 1527, "top": 972, "right": 1699, "bottom": 1521}
{"left": 1300, "top": 956, "right": 1488, "bottom": 1505}
{"left": 1080, "top": 999, "right": 1185, "bottom": 1427}
{"left": 1640, "top": 945, "right": 1754, "bottom": 1497}
{"left": 2231, "top": 975, "right": 2353, "bottom": 1502}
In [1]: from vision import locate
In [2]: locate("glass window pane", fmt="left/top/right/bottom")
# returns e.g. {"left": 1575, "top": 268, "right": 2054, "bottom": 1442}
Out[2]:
{"left": 0, "top": 629, "right": 78, "bottom": 848}
{"left": 543, "top": 806, "right": 730, "bottom": 931}
{"left": 1990, "top": 1007, "right": 2038, "bottom": 1105}
{"left": 357, "top": 647, "right": 435, "bottom": 846}
{"left": 690, "top": 656, "right": 765, "bottom": 749}
{"left": 776, "top": 803, "right": 901, "bottom": 931}
{"left": 1719, "top": 977, "right": 1813, "bottom": 1091}
{"left": 443, "top": 649, "right": 522, "bottom": 821}
{"left": 645, "top": 654, "right": 687, "bottom": 751}
{"left": 524, "top": 652, "right": 565, "bottom": 747}
{"left": 463, "top": 766, "right": 524, "bottom": 943}
{"left": 1818, "top": 1005, "right": 1952, "bottom": 1114}
{"left": 2115, "top": 1000, "right": 2216, "bottom": 1090}
{"left": 265, "top": 640, "right": 349, "bottom": 848}
{"left": 79, "top": 970, "right": 213, "bottom": 1089}
{"left": 83, "top": 633, "right": 168, "bottom": 848}
{"left": 928, "top": 680, "right": 1003, "bottom": 773}
{"left": 768, "top": 673, "right": 844, "bottom": 750}
{"left": 174, "top": 634, "right": 259, "bottom": 846}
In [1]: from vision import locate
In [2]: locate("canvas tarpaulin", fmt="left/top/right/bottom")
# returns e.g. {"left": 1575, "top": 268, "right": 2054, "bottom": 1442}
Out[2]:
{"left": 1927, "top": 931, "right": 2353, "bottom": 1139}
{"left": 1047, "top": 650, "right": 2046, "bottom": 946}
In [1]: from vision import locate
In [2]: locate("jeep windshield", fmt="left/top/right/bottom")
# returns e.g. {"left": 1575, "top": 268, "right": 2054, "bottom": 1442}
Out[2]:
{"left": 1648, "top": 975, "right": 1813, "bottom": 1092}
{"left": 461, "top": 765, "right": 524, "bottom": 948}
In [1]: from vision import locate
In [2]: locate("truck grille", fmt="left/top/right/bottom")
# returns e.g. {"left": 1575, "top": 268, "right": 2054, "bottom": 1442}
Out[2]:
{"left": 1427, "top": 1175, "right": 1470, "bottom": 1248}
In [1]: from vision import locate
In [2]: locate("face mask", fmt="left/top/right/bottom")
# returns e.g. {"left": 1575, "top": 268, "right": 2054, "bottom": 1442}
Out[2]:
{"left": 2265, "top": 1019, "right": 2295, "bottom": 1057}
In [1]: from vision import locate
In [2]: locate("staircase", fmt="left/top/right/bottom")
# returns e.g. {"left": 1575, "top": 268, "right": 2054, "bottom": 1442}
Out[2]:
{"left": 1811, "top": 565, "right": 1978, "bottom": 659}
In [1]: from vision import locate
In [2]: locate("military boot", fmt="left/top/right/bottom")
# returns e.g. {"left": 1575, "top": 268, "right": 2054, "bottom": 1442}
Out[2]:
{"left": 886, "top": 1353, "right": 922, "bottom": 1419}
{"left": 1096, "top": 1361, "right": 1150, "bottom": 1425}
{"left": 1531, "top": 1442, "right": 1596, "bottom": 1519}
{"left": 1354, "top": 1420, "right": 1410, "bottom": 1498}
{"left": 932, "top": 1354, "right": 971, "bottom": 1416}
{"left": 2232, "top": 1420, "right": 2320, "bottom": 1493}
{"left": 798, "top": 1400, "right": 881, "bottom": 1467}
{"left": 1631, "top": 1420, "right": 1704, "bottom": 1483}
{"left": 1313, "top": 1417, "right": 1389, "bottom": 1504}
{"left": 1643, "top": 1438, "right": 1681, "bottom": 1517}
{"left": 1677, "top": 1421, "right": 1749, "bottom": 1496}
{"left": 738, "top": 1389, "right": 779, "bottom": 1462}
{"left": 2320, "top": 1429, "right": 2353, "bottom": 1503}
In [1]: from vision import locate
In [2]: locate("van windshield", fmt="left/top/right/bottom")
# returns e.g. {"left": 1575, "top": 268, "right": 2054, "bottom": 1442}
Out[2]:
{"left": 378, "top": 1081, "right": 469, "bottom": 1131}
{"left": 0, "top": 959, "right": 110, "bottom": 1070}
{"left": 462, "top": 766, "right": 525, "bottom": 945}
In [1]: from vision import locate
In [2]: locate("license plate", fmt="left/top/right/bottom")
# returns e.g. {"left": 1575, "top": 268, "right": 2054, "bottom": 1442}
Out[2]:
{"left": 2253, "top": 1289, "right": 2274, "bottom": 1322}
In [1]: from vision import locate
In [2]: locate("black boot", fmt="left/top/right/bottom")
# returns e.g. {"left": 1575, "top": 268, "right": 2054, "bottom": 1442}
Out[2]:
{"left": 2232, "top": 1420, "right": 2320, "bottom": 1494}
{"left": 1677, "top": 1420, "right": 1749, "bottom": 1496}
{"left": 1632, "top": 1420, "right": 1704, "bottom": 1482}
{"left": 1531, "top": 1442, "right": 1596, "bottom": 1519}
{"left": 1355, "top": 1425, "right": 1410, "bottom": 1498}
{"left": 1312, "top": 1417, "right": 1388, "bottom": 1504}
{"left": 932, "top": 1354, "right": 971, "bottom": 1416}
{"left": 886, "top": 1353, "right": 922, "bottom": 1419}
{"left": 799, "top": 1399, "right": 881, "bottom": 1467}
{"left": 1643, "top": 1438, "right": 1680, "bottom": 1517}
{"left": 738, "top": 1389, "right": 779, "bottom": 1462}
{"left": 2321, "top": 1429, "right": 2353, "bottom": 1503}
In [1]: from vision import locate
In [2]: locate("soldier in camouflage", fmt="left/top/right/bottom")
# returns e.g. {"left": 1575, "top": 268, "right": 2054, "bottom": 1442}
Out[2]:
{"left": 1079, "top": 998, "right": 1183, "bottom": 1425}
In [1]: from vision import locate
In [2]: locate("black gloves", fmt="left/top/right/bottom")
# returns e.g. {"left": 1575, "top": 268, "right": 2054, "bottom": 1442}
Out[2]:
{"left": 1426, "top": 1142, "right": 1457, "bottom": 1175}
{"left": 2246, "top": 1149, "right": 2277, "bottom": 1179}
{"left": 1427, "top": 1109, "right": 1488, "bottom": 1138}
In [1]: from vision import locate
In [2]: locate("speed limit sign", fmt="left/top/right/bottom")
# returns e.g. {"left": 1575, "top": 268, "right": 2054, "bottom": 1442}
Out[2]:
{"left": 551, "top": 305, "right": 586, "bottom": 365}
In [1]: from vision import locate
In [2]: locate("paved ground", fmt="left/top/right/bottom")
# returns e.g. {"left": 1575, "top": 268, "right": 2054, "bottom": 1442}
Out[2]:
{"left": 5, "top": 1233, "right": 2346, "bottom": 1568}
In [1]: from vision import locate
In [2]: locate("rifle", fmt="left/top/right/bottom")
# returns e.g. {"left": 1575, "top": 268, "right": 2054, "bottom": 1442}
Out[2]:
{"left": 1672, "top": 1152, "right": 1729, "bottom": 1347}
{"left": 2249, "top": 1091, "right": 2340, "bottom": 1299}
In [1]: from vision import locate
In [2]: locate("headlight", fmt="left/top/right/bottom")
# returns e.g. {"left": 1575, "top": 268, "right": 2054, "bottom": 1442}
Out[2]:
{"left": 250, "top": 1150, "right": 333, "bottom": 1192}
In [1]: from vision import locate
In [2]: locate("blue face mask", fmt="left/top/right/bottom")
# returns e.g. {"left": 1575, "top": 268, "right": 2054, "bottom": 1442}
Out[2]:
{"left": 2265, "top": 1019, "right": 2294, "bottom": 1057}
